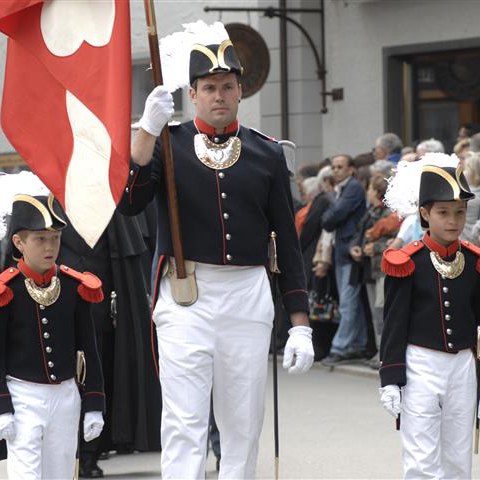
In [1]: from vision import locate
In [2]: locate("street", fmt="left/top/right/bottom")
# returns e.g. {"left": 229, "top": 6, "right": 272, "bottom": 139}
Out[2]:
{"left": 1, "top": 361, "right": 480, "bottom": 479}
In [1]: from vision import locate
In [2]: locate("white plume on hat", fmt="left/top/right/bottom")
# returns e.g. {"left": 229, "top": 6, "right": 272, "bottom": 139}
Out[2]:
{"left": 0, "top": 171, "right": 49, "bottom": 240}
{"left": 159, "top": 20, "right": 230, "bottom": 93}
{"left": 384, "top": 152, "right": 460, "bottom": 218}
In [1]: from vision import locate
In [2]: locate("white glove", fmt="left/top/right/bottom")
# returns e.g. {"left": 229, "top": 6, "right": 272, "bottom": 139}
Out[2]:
{"left": 138, "top": 85, "right": 174, "bottom": 136}
{"left": 379, "top": 385, "right": 401, "bottom": 417}
{"left": 0, "top": 413, "right": 15, "bottom": 442}
{"left": 282, "top": 326, "right": 314, "bottom": 374}
{"left": 83, "top": 411, "right": 104, "bottom": 442}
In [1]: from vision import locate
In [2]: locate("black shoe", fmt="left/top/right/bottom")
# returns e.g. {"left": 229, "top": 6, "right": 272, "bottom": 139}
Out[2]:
{"left": 116, "top": 445, "right": 134, "bottom": 455}
{"left": 98, "top": 451, "right": 110, "bottom": 461}
{"left": 321, "top": 353, "right": 344, "bottom": 366}
{"left": 322, "top": 351, "right": 365, "bottom": 366}
{"left": 216, "top": 456, "right": 221, "bottom": 472}
{"left": 79, "top": 459, "right": 104, "bottom": 478}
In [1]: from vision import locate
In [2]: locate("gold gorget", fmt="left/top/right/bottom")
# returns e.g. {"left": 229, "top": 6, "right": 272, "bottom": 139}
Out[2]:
{"left": 429, "top": 251, "right": 465, "bottom": 279}
{"left": 194, "top": 133, "right": 241, "bottom": 170}
{"left": 24, "top": 276, "right": 61, "bottom": 306}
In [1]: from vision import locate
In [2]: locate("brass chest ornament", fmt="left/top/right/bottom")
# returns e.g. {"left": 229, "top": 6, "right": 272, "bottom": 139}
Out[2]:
{"left": 24, "top": 276, "right": 61, "bottom": 306}
{"left": 429, "top": 251, "right": 465, "bottom": 279}
{"left": 194, "top": 133, "right": 241, "bottom": 170}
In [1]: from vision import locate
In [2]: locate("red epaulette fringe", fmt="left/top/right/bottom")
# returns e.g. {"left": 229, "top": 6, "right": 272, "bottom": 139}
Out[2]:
{"left": 381, "top": 241, "right": 424, "bottom": 277}
{"left": 460, "top": 240, "right": 480, "bottom": 273}
{"left": 0, "top": 267, "right": 20, "bottom": 307}
{"left": 0, "top": 285, "right": 13, "bottom": 307}
{"left": 60, "top": 266, "right": 104, "bottom": 303}
{"left": 77, "top": 283, "right": 104, "bottom": 303}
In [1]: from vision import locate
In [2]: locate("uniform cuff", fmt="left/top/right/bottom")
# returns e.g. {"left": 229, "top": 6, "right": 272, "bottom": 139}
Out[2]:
{"left": 379, "top": 364, "right": 406, "bottom": 387}
{"left": 82, "top": 392, "right": 106, "bottom": 414}
{"left": 128, "top": 162, "right": 152, "bottom": 188}
{"left": 282, "top": 290, "right": 309, "bottom": 315}
{"left": 0, "top": 394, "right": 13, "bottom": 415}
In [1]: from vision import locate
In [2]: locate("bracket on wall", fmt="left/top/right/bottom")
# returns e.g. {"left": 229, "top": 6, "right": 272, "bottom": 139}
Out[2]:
{"left": 204, "top": 1, "right": 343, "bottom": 113}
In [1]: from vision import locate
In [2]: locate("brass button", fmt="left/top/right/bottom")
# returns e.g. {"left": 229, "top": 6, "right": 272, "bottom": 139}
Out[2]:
{"left": 445, "top": 314, "right": 451, "bottom": 321}
{"left": 48, "top": 361, "right": 54, "bottom": 368}
{"left": 226, "top": 234, "right": 231, "bottom": 240}
{"left": 42, "top": 318, "right": 48, "bottom": 325}
{"left": 46, "top": 346, "right": 52, "bottom": 353}
{"left": 223, "top": 213, "right": 229, "bottom": 220}
{"left": 130, "top": 169, "right": 134, "bottom": 176}
{"left": 9, "top": 268, "right": 13, "bottom": 273}
{"left": 40, "top": 305, "right": 45, "bottom": 310}
{"left": 447, "top": 342, "right": 454, "bottom": 349}
{"left": 214, "top": 137, "right": 220, "bottom": 143}
{"left": 226, "top": 254, "right": 232, "bottom": 261}
{"left": 443, "top": 287, "right": 448, "bottom": 293}
{"left": 43, "top": 332, "right": 50, "bottom": 339}
{"left": 50, "top": 374, "right": 57, "bottom": 381}
{"left": 446, "top": 329, "right": 452, "bottom": 335}
{"left": 125, "top": 187, "right": 129, "bottom": 193}
{"left": 221, "top": 193, "right": 227, "bottom": 199}
{"left": 218, "top": 172, "right": 225, "bottom": 179}
{"left": 444, "top": 301, "right": 450, "bottom": 308}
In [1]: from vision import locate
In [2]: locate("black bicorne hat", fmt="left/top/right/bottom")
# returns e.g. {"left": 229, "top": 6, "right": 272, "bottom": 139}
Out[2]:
{"left": 189, "top": 39, "right": 244, "bottom": 85}
{"left": 9, "top": 193, "right": 67, "bottom": 260}
{"left": 419, "top": 164, "right": 474, "bottom": 228}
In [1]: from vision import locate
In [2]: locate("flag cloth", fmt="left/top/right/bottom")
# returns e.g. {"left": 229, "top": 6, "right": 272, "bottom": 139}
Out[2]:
{"left": 0, "top": 0, "right": 131, "bottom": 247}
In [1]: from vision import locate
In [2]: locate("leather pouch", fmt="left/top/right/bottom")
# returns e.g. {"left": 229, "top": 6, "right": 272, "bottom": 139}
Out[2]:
{"left": 166, "top": 258, "right": 198, "bottom": 306}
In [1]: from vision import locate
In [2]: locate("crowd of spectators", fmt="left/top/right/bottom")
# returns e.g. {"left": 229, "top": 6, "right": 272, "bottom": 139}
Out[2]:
{"left": 295, "top": 127, "right": 480, "bottom": 368}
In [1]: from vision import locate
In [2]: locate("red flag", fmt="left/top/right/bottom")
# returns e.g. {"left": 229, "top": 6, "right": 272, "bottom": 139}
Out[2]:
{"left": 0, "top": 0, "right": 131, "bottom": 247}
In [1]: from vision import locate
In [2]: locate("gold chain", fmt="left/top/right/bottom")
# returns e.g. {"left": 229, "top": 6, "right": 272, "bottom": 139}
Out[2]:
{"left": 429, "top": 251, "right": 465, "bottom": 279}
{"left": 24, "top": 276, "right": 61, "bottom": 306}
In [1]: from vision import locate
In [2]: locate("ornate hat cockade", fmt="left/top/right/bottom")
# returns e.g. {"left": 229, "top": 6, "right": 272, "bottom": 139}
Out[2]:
{"left": 189, "top": 39, "right": 244, "bottom": 85}
{"left": 9, "top": 193, "right": 67, "bottom": 260}
{"left": 418, "top": 164, "right": 474, "bottom": 228}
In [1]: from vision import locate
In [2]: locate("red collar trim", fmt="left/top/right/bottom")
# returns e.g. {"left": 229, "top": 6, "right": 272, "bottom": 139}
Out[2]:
{"left": 194, "top": 117, "right": 239, "bottom": 135}
{"left": 422, "top": 233, "right": 459, "bottom": 257}
{"left": 18, "top": 258, "right": 56, "bottom": 286}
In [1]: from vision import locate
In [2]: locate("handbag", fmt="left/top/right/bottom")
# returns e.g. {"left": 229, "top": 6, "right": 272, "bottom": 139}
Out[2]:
{"left": 308, "top": 276, "right": 339, "bottom": 322}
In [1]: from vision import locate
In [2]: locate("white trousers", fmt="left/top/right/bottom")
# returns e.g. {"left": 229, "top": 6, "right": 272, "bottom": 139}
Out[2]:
{"left": 154, "top": 262, "right": 274, "bottom": 480}
{"left": 401, "top": 345, "right": 476, "bottom": 480}
{"left": 6, "top": 377, "right": 81, "bottom": 480}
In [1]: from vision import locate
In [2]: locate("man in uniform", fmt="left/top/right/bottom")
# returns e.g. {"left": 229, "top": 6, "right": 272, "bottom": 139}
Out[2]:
{"left": 118, "top": 36, "right": 314, "bottom": 479}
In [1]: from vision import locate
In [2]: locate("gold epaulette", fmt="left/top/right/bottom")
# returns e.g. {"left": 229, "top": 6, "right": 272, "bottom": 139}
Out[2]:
{"left": 59, "top": 265, "right": 104, "bottom": 303}
{"left": 381, "top": 240, "right": 424, "bottom": 277}
{"left": 461, "top": 240, "right": 480, "bottom": 273}
{"left": 0, "top": 267, "right": 19, "bottom": 307}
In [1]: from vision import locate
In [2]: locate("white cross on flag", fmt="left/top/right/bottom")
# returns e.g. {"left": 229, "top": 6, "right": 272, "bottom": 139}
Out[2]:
{"left": 0, "top": 0, "right": 131, "bottom": 247}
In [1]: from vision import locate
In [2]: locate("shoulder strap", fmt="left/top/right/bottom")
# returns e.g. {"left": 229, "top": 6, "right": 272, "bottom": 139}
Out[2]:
{"left": 461, "top": 240, "right": 480, "bottom": 273}
{"left": 0, "top": 267, "right": 19, "bottom": 307}
{"left": 59, "top": 265, "right": 104, "bottom": 303}
{"left": 249, "top": 127, "right": 277, "bottom": 143}
{"left": 381, "top": 241, "right": 424, "bottom": 277}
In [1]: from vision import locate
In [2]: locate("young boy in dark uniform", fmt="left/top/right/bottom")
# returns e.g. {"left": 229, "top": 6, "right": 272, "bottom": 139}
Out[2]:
{"left": 379, "top": 156, "right": 480, "bottom": 479}
{"left": 0, "top": 194, "right": 105, "bottom": 479}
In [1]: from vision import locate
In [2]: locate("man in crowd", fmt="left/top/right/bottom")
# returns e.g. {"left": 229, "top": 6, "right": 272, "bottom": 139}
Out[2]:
{"left": 321, "top": 154, "right": 367, "bottom": 365}
{"left": 118, "top": 34, "right": 314, "bottom": 479}
{"left": 373, "top": 132, "right": 403, "bottom": 165}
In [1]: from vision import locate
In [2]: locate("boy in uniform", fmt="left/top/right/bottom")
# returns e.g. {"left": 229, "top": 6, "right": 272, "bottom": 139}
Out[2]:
{"left": 379, "top": 155, "right": 480, "bottom": 479}
{"left": 0, "top": 193, "right": 105, "bottom": 479}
